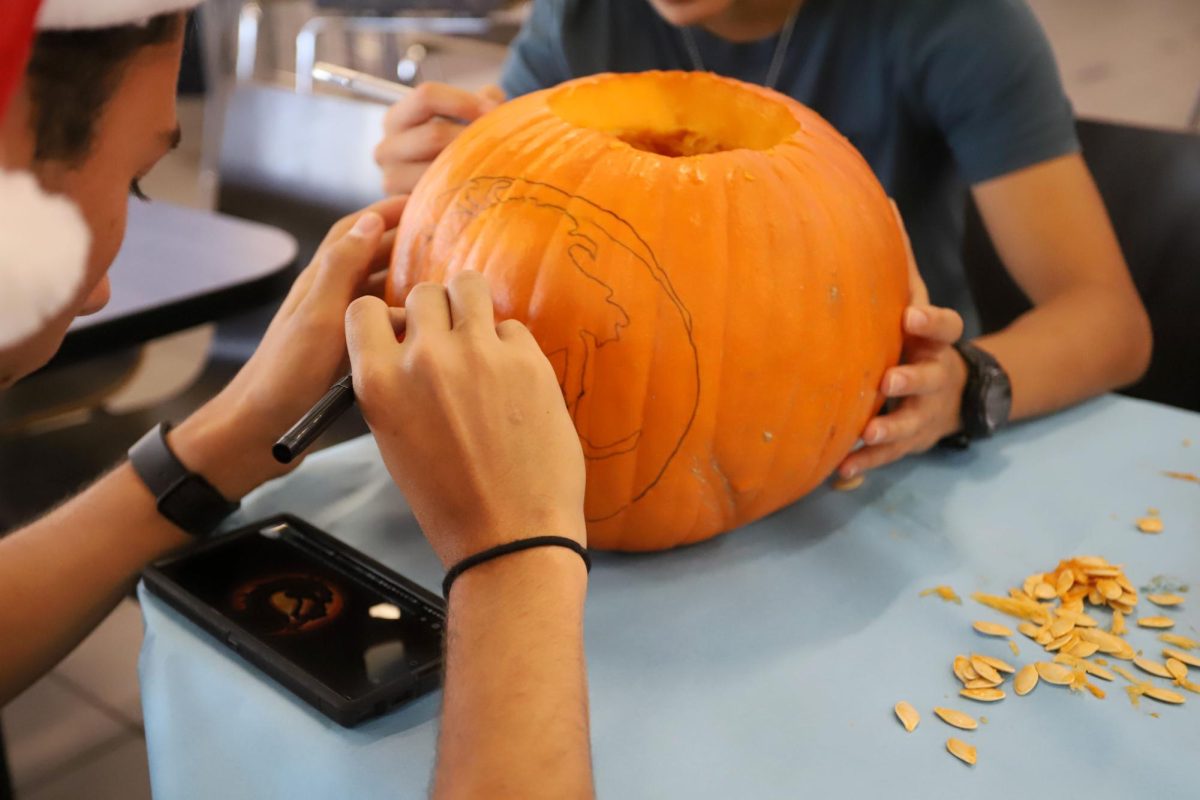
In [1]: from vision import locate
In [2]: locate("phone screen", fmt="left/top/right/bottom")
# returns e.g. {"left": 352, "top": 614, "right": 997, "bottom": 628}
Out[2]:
{"left": 156, "top": 521, "right": 443, "bottom": 700}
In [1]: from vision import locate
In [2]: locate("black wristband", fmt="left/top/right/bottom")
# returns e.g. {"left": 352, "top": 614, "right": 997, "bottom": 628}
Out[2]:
{"left": 442, "top": 536, "right": 591, "bottom": 599}
{"left": 128, "top": 422, "right": 239, "bottom": 537}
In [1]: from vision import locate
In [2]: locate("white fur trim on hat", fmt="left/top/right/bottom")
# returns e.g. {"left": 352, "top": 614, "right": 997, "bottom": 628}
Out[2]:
{"left": 0, "top": 169, "right": 90, "bottom": 348}
{"left": 37, "top": 0, "right": 200, "bottom": 30}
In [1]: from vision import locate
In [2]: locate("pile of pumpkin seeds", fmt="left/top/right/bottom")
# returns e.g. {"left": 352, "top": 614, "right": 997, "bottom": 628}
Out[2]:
{"left": 895, "top": 555, "right": 1197, "bottom": 767}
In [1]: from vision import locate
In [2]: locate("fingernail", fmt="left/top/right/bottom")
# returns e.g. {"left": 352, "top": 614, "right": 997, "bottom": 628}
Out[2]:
{"left": 865, "top": 425, "right": 884, "bottom": 445}
{"left": 350, "top": 212, "right": 383, "bottom": 238}
{"left": 886, "top": 372, "right": 907, "bottom": 395}
{"left": 905, "top": 307, "right": 927, "bottom": 329}
{"left": 843, "top": 465, "right": 858, "bottom": 479}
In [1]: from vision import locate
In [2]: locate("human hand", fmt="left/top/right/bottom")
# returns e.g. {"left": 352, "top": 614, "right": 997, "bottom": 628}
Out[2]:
{"left": 836, "top": 204, "right": 966, "bottom": 480}
{"left": 374, "top": 82, "right": 505, "bottom": 196}
{"left": 345, "top": 271, "right": 586, "bottom": 568}
{"left": 170, "top": 195, "right": 409, "bottom": 498}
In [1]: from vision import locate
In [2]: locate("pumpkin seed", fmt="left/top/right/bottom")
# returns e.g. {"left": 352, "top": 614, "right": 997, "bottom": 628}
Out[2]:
{"left": 1085, "top": 682, "right": 1106, "bottom": 700}
{"left": 1159, "top": 633, "right": 1199, "bottom": 650}
{"left": 894, "top": 701, "right": 919, "bottom": 732}
{"left": 832, "top": 474, "right": 865, "bottom": 491}
{"left": 933, "top": 707, "right": 978, "bottom": 730}
{"left": 1088, "top": 588, "right": 1104, "bottom": 605}
{"left": 1147, "top": 593, "right": 1184, "bottom": 607}
{"left": 1163, "top": 648, "right": 1200, "bottom": 668}
{"left": 946, "top": 737, "right": 977, "bottom": 765}
{"left": 1035, "top": 629, "right": 1054, "bottom": 646}
{"left": 1067, "top": 641, "right": 1100, "bottom": 659}
{"left": 1166, "top": 658, "right": 1189, "bottom": 682}
{"left": 1138, "top": 616, "right": 1176, "bottom": 629}
{"left": 1081, "top": 661, "right": 1116, "bottom": 682}
{"left": 1056, "top": 570, "right": 1074, "bottom": 596}
{"left": 972, "top": 592, "right": 1051, "bottom": 623}
{"left": 1023, "top": 574, "right": 1042, "bottom": 597}
{"left": 960, "top": 687, "right": 1005, "bottom": 702}
{"left": 1074, "top": 614, "right": 1099, "bottom": 628}
{"left": 1034, "top": 582, "right": 1058, "bottom": 600}
{"left": 973, "top": 621, "right": 1014, "bottom": 638}
{"left": 1097, "top": 579, "right": 1123, "bottom": 600}
{"left": 970, "top": 657, "right": 1003, "bottom": 684}
{"left": 964, "top": 678, "right": 1001, "bottom": 690}
{"left": 1009, "top": 640, "right": 1021, "bottom": 657}
{"left": 1035, "top": 662, "right": 1074, "bottom": 685}
{"left": 1143, "top": 685, "right": 1186, "bottom": 705}
{"left": 1133, "top": 657, "right": 1173, "bottom": 679}
{"left": 1014, "top": 664, "right": 1039, "bottom": 695}
{"left": 1136, "top": 516, "right": 1164, "bottom": 534}
{"left": 953, "top": 655, "right": 978, "bottom": 683}
{"left": 974, "top": 654, "right": 1015, "bottom": 674}
{"left": 1111, "top": 610, "right": 1126, "bottom": 636}
{"left": 1049, "top": 617, "right": 1075, "bottom": 638}
{"left": 1045, "top": 633, "right": 1074, "bottom": 652}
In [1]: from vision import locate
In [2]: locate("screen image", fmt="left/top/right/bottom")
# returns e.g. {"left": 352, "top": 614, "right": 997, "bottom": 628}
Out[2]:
{"left": 158, "top": 522, "right": 443, "bottom": 699}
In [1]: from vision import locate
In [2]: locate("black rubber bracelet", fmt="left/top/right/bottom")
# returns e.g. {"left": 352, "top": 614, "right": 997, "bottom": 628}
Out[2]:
{"left": 442, "top": 536, "right": 591, "bottom": 599}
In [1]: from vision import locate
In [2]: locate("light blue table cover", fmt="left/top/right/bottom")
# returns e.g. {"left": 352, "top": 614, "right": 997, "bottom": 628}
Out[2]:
{"left": 139, "top": 395, "right": 1200, "bottom": 798}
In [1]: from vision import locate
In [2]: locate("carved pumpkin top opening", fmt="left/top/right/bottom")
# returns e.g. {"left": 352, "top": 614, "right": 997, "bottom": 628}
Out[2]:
{"left": 546, "top": 71, "right": 800, "bottom": 157}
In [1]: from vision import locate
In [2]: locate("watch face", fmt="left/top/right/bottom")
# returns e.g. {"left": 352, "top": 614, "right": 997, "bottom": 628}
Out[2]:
{"left": 980, "top": 372, "right": 1013, "bottom": 435}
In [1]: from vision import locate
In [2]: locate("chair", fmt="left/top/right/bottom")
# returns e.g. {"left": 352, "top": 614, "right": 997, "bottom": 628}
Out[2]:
{"left": 963, "top": 119, "right": 1200, "bottom": 412}
{"left": 0, "top": 724, "right": 12, "bottom": 800}
{"left": 216, "top": 82, "right": 388, "bottom": 262}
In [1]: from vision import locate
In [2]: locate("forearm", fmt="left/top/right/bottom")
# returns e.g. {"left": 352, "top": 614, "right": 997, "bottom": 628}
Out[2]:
{"left": 976, "top": 283, "right": 1152, "bottom": 420}
{"left": 0, "top": 416, "right": 266, "bottom": 705}
{"left": 0, "top": 463, "right": 189, "bottom": 704}
{"left": 435, "top": 546, "right": 593, "bottom": 800}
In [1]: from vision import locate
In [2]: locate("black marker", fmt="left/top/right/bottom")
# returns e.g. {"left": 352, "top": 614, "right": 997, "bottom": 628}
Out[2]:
{"left": 272, "top": 374, "right": 356, "bottom": 464}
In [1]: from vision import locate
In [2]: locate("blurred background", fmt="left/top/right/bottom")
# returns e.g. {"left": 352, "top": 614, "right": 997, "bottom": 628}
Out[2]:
{"left": 0, "top": 0, "right": 1197, "bottom": 796}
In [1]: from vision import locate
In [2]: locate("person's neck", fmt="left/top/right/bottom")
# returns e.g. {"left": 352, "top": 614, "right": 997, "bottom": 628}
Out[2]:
{"left": 701, "top": 0, "right": 804, "bottom": 42}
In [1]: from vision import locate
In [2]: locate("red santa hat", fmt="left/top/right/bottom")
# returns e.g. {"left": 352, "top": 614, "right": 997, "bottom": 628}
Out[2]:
{"left": 0, "top": 0, "right": 199, "bottom": 349}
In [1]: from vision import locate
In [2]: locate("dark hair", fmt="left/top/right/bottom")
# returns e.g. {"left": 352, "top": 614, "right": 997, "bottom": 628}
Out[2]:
{"left": 24, "top": 12, "right": 183, "bottom": 164}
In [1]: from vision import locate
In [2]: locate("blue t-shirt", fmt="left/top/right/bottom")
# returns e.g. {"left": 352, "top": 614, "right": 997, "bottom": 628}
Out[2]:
{"left": 500, "top": 0, "right": 1078, "bottom": 314}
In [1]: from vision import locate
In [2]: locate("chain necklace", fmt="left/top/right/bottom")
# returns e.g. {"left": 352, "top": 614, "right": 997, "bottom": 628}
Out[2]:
{"left": 680, "top": 6, "right": 801, "bottom": 91}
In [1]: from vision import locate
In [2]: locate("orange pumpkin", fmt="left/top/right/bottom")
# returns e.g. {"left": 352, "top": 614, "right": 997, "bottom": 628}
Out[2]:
{"left": 387, "top": 71, "right": 908, "bottom": 551}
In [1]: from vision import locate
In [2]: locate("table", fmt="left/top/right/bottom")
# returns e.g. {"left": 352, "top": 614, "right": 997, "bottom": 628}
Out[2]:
{"left": 56, "top": 200, "right": 297, "bottom": 362}
{"left": 138, "top": 396, "right": 1200, "bottom": 798}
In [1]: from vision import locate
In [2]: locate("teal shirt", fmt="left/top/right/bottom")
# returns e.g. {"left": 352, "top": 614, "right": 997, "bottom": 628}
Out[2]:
{"left": 500, "top": 0, "right": 1078, "bottom": 315}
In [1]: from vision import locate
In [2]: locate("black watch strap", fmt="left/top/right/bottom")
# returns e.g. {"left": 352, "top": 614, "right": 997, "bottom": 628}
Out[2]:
{"left": 128, "top": 422, "right": 239, "bottom": 537}
{"left": 939, "top": 341, "right": 1012, "bottom": 450}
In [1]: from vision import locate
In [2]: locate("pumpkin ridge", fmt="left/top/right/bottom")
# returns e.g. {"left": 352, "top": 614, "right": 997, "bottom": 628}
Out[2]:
{"left": 739, "top": 148, "right": 823, "bottom": 512}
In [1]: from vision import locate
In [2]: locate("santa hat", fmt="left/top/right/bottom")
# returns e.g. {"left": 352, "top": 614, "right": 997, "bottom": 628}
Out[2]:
{"left": 0, "top": 0, "right": 199, "bottom": 349}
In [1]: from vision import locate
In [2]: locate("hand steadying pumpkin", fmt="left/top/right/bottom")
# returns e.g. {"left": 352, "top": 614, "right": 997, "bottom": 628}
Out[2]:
{"left": 168, "top": 195, "right": 409, "bottom": 499}
{"left": 837, "top": 205, "right": 966, "bottom": 479}
{"left": 345, "top": 272, "right": 586, "bottom": 568}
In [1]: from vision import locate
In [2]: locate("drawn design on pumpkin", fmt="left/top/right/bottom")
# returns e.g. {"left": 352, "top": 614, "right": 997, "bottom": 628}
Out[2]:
{"left": 412, "top": 176, "right": 700, "bottom": 522}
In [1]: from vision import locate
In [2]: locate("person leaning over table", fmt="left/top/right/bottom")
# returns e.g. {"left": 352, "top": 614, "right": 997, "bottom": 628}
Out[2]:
{"left": 375, "top": 0, "right": 1153, "bottom": 479}
{"left": 0, "top": 2, "right": 594, "bottom": 797}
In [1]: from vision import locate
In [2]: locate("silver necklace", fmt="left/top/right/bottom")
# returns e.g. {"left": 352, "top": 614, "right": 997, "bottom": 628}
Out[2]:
{"left": 681, "top": 7, "right": 801, "bottom": 91}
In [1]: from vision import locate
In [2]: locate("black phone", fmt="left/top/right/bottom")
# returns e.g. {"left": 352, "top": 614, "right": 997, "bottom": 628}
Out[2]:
{"left": 142, "top": 514, "right": 445, "bottom": 727}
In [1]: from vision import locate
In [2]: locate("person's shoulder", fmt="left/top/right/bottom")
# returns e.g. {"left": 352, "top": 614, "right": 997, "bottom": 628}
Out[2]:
{"left": 880, "top": 0, "right": 1043, "bottom": 41}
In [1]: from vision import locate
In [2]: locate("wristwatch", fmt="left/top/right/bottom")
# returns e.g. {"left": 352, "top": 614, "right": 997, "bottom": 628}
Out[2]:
{"left": 940, "top": 342, "right": 1012, "bottom": 450}
{"left": 128, "top": 422, "right": 239, "bottom": 537}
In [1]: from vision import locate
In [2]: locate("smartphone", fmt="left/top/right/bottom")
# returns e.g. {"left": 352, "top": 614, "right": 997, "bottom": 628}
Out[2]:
{"left": 143, "top": 514, "right": 445, "bottom": 727}
{"left": 311, "top": 61, "right": 413, "bottom": 104}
